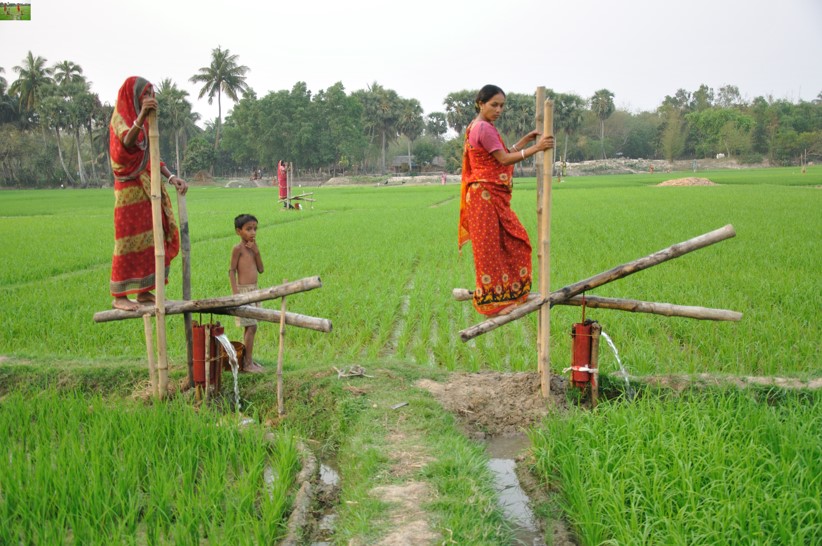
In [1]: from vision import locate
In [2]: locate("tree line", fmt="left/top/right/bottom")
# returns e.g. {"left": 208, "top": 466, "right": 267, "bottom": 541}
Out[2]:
{"left": 1, "top": 47, "right": 820, "bottom": 187}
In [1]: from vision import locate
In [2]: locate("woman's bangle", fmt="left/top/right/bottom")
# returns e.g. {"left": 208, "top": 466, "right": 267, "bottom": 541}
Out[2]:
{"left": 521, "top": 149, "right": 526, "bottom": 159}
{"left": 132, "top": 119, "right": 141, "bottom": 129}
{"left": 511, "top": 144, "right": 518, "bottom": 152}
{"left": 168, "top": 174, "right": 176, "bottom": 183}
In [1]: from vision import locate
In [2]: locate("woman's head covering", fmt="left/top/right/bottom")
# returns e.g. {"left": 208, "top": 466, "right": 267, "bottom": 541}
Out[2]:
{"left": 116, "top": 76, "right": 153, "bottom": 126}
{"left": 109, "top": 76, "right": 155, "bottom": 181}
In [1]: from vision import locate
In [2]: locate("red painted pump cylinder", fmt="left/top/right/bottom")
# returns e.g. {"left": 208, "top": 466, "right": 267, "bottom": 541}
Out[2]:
{"left": 192, "top": 323, "right": 206, "bottom": 384}
{"left": 192, "top": 322, "right": 224, "bottom": 389}
{"left": 571, "top": 322, "right": 593, "bottom": 388}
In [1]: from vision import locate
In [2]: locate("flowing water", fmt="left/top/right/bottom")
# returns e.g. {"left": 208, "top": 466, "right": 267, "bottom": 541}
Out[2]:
{"left": 485, "top": 434, "right": 544, "bottom": 545}
{"left": 213, "top": 333, "right": 241, "bottom": 411}
{"left": 600, "top": 331, "right": 635, "bottom": 399}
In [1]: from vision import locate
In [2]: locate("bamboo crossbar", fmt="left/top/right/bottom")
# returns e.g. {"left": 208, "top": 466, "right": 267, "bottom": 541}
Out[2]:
{"left": 220, "top": 306, "right": 332, "bottom": 332}
{"left": 459, "top": 224, "right": 736, "bottom": 341}
{"left": 451, "top": 289, "right": 741, "bottom": 322}
{"left": 93, "top": 276, "right": 323, "bottom": 323}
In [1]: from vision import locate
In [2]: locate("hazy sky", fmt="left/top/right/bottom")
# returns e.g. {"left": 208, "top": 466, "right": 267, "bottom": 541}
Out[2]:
{"left": 2, "top": 0, "right": 821, "bottom": 125}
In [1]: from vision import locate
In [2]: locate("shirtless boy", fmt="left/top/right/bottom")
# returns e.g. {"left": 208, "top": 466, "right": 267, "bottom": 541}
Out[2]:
{"left": 229, "top": 214, "right": 265, "bottom": 373}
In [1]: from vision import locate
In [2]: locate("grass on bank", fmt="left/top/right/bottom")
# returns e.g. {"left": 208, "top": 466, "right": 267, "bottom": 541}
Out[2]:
{"left": 247, "top": 361, "right": 520, "bottom": 544}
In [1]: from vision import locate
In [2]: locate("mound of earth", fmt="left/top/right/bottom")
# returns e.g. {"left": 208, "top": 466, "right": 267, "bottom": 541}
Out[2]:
{"left": 191, "top": 170, "right": 214, "bottom": 184}
{"left": 656, "top": 177, "right": 717, "bottom": 186}
{"left": 417, "top": 372, "right": 569, "bottom": 439}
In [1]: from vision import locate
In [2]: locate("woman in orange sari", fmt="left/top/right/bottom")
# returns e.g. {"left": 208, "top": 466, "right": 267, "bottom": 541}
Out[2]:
{"left": 110, "top": 76, "right": 188, "bottom": 311}
{"left": 459, "top": 84, "right": 554, "bottom": 316}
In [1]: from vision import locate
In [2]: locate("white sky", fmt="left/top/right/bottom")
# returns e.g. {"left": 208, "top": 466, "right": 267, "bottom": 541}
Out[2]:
{"left": 1, "top": 0, "right": 821, "bottom": 125}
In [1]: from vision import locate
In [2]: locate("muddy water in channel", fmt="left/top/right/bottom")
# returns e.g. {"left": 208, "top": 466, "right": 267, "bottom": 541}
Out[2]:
{"left": 309, "top": 462, "right": 341, "bottom": 546}
{"left": 485, "top": 433, "right": 544, "bottom": 545}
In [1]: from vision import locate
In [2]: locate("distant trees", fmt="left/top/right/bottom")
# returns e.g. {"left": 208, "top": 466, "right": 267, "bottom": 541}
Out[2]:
{"left": 1, "top": 47, "right": 821, "bottom": 187}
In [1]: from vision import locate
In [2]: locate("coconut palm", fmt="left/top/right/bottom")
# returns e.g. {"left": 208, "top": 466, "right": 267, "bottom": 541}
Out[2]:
{"left": 397, "top": 98, "right": 424, "bottom": 172}
{"left": 354, "top": 82, "right": 402, "bottom": 173}
{"left": 52, "top": 60, "right": 85, "bottom": 87}
{"left": 590, "top": 88, "right": 615, "bottom": 159}
{"left": 157, "top": 78, "right": 197, "bottom": 175}
{"left": 0, "top": 67, "right": 16, "bottom": 123}
{"left": 10, "top": 51, "right": 52, "bottom": 118}
{"left": 189, "top": 46, "right": 249, "bottom": 154}
{"left": 555, "top": 93, "right": 586, "bottom": 163}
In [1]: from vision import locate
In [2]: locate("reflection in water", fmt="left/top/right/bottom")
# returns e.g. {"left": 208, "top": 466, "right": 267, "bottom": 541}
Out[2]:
{"left": 485, "top": 434, "right": 545, "bottom": 545}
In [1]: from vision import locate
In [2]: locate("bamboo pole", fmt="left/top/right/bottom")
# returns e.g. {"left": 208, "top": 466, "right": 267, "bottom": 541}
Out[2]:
{"left": 147, "top": 111, "right": 169, "bottom": 399}
{"left": 534, "top": 87, "right": 545, "bottom": 190}
{"left": 277, "top": 283, "right": 287, "bottom": 416}
{"left": 177, "top": 192, "right": 194, "bottom": 388}
{"left": 142, "top": 314, "right": 158, "bottom": 398}
{"left": 459, "top": 224, "right": 736, "bottom": 341}
{"left": 537, "top": 99, "right": 554, "bottom": 397}
{"left": 590, "top": 322, "right": 602, "bottom": 408}
{"left": 220, "top": 306, "right": 332, "bottom": 332}
{"left": 94, "top": 276, "right": 323, "bottom": 322}
{"left": 451, "top": 289, "right": 742, "bottom": 322}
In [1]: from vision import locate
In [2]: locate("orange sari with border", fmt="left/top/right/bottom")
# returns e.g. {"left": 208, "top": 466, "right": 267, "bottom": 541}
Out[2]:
{"left": 109, "top": 76, "right": 179, "bottom": 297}
{"left": 458, "top": 121, "right": 532, "bottom": 315}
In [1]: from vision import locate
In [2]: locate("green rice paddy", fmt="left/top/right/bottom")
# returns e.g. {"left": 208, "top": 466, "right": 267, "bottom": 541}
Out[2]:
{"left": 1, "top": 165, "right": 820, "bottom": 544}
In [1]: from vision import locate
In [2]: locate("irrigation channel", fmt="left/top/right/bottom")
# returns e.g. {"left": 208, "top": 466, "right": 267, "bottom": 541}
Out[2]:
{"left": 485, "top": 434, "right": 543, "bottom": 546}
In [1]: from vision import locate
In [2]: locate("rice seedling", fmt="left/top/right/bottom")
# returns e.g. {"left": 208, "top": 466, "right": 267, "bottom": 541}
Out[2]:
{"left": 0, "top": 389, "right": 299, "bottom": 543}
{"left": 529, "top": 388, "right": 822, "bottom": 545}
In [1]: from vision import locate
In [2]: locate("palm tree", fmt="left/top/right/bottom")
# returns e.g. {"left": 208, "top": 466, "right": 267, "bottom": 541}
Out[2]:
{"left": 397, "top": 98, "right": 424, "bottom": 173}
{"left": 0, "top": 67, "right": 16, "bottom": 123}
{"left": 157, "top": 78, "right": 196, "bottom": 175}
{"left": 590, "top": 89, "right": 615, "bottom": 159}
{"left": 9, "top": 51, "right": 51, "bottom": 119}
{"left": 353, "top": 82, "right": 402, "bottom": 173}
{"left": 189, "top": 46, "right": 250, "bottom": 154}
{"left": 52, "top": 60, "right": 85, "bottom": 87}
{"left": 555, "top": 93, "right": 586, "bottom": 163}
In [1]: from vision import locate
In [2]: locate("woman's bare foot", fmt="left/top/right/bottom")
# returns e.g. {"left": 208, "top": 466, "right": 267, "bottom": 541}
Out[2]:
{"left": 490, "top": 302, "right": 519, "bottom": 317}
{"left": 112, "top": 297, "right": 143, "bottom": 311}
{"left": 136, "top": 292, "right": 156, "bottom": 304}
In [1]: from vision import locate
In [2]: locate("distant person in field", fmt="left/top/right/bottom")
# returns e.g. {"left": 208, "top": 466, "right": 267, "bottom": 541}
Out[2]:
{"left": 459, "top": 84, "right": 554, "bottom": 316}
{"left": 277, "top": 160, "right": 288, "bottom": 207}
{"left": 229, "top": 214, "right": 265, "bottom": 373}
{"left": 109, "top": 76, "right": 188, "bottom": 311}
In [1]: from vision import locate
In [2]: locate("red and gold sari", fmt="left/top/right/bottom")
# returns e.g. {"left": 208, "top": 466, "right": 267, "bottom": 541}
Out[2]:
{"left": 109, "top": 76, "right": 180, "bottom": 297}
{"left": 458, "top": 122, "right": 532, "bottom": 315}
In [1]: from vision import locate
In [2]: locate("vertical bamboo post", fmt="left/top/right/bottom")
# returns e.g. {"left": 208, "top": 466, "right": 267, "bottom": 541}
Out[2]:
{"left": 590, "top": 322, "right": 602, "bottom": 408}
{"left": 537, "top": 100, "right": 554, "bottom": 398}
{"left": 142, "top": 314, "right": 158, "bottom": 398}
{"left": 177, "top": 193, "right": 194, "bottom": 388}
{"left": 534, "top": 87, "right": 545, "bottom": 196}
{"left": 277, "top": 281, "right": 287, "bottom": 416}
{"left": 147, "top": 111, "right": 169, "bottom": 399}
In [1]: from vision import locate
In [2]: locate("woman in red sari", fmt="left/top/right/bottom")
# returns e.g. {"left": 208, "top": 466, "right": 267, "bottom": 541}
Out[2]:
{"left": 110, "top": 76, "right": 188, "bottom": 311}
{"left": 459, "top": 84, "right": 554, "bottom": 316}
